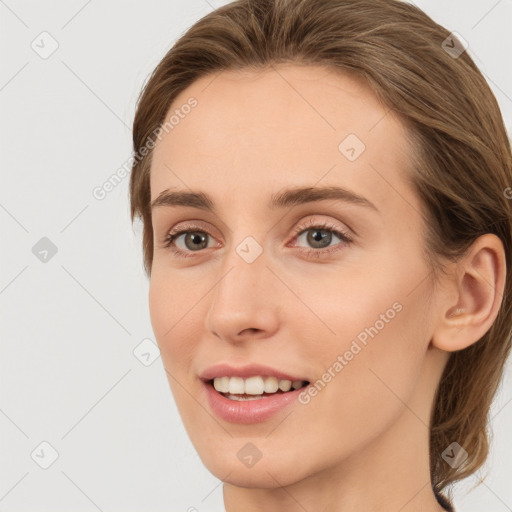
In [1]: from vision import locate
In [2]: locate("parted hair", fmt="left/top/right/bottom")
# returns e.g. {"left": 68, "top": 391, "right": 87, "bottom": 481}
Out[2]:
{"left": 129, "top": 0, "right": 512, "bottom": 497}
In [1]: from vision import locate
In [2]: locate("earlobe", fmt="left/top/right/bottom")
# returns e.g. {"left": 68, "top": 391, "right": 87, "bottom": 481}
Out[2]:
{"left": 431, "top": 234, "right": 506, "bottom": 352}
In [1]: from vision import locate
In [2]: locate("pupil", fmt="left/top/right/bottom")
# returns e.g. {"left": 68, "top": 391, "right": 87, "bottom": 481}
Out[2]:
{"left": 187, "top": 232, "right": 207, "bottom": 250}
{"left": 309, "top": 229, "right": 330, "bottom": 248}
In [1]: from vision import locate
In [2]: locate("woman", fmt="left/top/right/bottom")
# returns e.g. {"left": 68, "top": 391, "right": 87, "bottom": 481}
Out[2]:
{"left": 129, "top": 0, "right": 512, "bottom": 510}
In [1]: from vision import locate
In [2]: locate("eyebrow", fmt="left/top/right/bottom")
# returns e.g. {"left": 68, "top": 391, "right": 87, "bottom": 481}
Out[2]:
{"left": 150, "top": 185, "right": 378, "bottom": 213}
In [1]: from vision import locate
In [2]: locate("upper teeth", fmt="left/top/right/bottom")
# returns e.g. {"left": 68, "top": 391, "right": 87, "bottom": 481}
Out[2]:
{"left": 213, "top": 376, "right": 306, "bottom": 395}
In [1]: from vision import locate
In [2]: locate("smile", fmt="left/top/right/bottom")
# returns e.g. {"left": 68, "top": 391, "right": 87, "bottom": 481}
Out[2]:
{"left": 212, "top": 375, "right": 309, "bottom": 399}
{"left": 202, "top": 378, "right": 310, "bottom": 423}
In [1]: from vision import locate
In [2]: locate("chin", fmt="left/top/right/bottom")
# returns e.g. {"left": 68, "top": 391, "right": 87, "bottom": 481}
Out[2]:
{"left": 196, "top": 443, "right": 313, "bottom": 489}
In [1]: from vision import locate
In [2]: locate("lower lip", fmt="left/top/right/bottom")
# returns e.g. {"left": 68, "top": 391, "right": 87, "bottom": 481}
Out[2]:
{"left": 202, "top": 380, "right": 307, "bottom": 424}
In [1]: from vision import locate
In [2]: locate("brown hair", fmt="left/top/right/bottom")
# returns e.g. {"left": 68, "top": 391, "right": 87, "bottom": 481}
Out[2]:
{"left": 129, "top": 0, "right": 512, "bottom": 498}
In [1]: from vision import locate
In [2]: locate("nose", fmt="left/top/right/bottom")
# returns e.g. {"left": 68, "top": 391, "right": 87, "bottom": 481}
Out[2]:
{"left": 204, "top": 241, "right": 280, "bottom": 343}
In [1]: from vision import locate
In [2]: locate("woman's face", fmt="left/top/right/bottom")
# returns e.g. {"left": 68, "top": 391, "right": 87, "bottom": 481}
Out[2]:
{"left": 148, "top": 64, "right": 448, "bottom": 488}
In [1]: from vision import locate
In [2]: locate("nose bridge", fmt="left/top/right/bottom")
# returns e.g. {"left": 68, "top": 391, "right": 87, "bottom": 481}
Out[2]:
{"left": 220, "top": 239, "right": 267, "bottom": 300}
{"left": 205, "top": 234, "right": 279, "bottom": 338}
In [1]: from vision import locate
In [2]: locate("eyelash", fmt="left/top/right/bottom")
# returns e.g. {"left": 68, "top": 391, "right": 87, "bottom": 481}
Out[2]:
{"left": 161, "top": 219, "right": 353, "bottom": 259}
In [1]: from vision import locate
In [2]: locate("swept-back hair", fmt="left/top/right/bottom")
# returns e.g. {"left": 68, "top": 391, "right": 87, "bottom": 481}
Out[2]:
{"left": 129, "top": 0, "right": 512, "bottom": 496}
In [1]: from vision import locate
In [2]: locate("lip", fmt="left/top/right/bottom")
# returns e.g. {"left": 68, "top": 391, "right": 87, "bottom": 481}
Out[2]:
{"left": 201, "top": 379, "right": 309, "bottom": 424}
{"left": 199, "top": 363, "right": 308, "bottom": 382}
{"left": 199, "top": 363, "right": 310, "bottom": 424}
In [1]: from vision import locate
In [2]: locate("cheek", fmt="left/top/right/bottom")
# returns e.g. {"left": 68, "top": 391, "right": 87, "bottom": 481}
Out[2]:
{"left": 148, "top": 272, "right": 197, "bottom": 371}
{"left": 302, "top": 246, "right": 432, "bottom": 409}
{"left": 148, "top": 276, "right": 171, "bottom": 342}
{"left": 148, "top": 275, "right": 203, "bottom": 426}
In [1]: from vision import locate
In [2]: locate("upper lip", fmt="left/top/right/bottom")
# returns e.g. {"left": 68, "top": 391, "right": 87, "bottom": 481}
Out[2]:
{"left": 199, "top": 363, "right": 309, "bottom": 383}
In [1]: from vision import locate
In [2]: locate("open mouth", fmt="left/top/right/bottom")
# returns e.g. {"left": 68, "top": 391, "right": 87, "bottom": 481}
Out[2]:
{"left": 207, "top": 378, "right": 310, "bottom": 401}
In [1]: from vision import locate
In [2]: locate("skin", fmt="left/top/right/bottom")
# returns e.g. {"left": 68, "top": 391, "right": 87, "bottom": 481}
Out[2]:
{"left": 148, "top": 64, "right": 506, "bottom": 512}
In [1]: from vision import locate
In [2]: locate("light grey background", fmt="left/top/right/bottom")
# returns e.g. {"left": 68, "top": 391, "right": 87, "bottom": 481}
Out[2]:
{"left": 1, "top": 1, "right": 511, "bottom": 511}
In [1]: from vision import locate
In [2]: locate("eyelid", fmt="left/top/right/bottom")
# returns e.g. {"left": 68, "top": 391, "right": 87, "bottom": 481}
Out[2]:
{"left": 163, "top": 220, "right": 219, "bottom": 242}
{"left": 288, "top": 217, "right": 353, "bottom": 243}
{"left": 161, "top": 220, "right": 221, "bottom": 252}
{"left": 161, "top": 216, "right": 353, "bottom": 257}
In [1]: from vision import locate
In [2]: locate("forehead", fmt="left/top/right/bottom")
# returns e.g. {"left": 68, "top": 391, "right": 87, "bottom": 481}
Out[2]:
{"left": 149, "top": 64, "right": 416, "bottom": 217}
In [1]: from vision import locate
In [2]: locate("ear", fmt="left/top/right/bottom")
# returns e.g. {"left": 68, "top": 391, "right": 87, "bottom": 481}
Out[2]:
{"left": 431, "top": 234, "right": 507, "bottom": 352}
